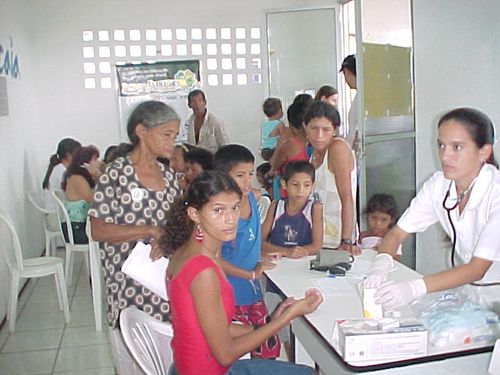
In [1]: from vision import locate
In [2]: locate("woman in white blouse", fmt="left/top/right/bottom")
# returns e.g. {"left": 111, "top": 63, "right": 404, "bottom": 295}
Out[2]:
{"left": 366, "top": 108, "right": 500, "bottom": 313}
{"left": 42, "top": 138, "right": 81, "bottom": 211}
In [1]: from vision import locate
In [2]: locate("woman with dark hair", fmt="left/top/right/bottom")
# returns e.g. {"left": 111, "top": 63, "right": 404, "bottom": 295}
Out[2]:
{"left": 42, "top": 138, "right": 81, "bottom": 211}
{"left": 162, "top": 170, "right": 322, "bottom": 375}
{"left": 169, "top": 143, "right": 196, "bottom": 189}
{"left": 103, "top": 145, "right": 118, "bottom": 164}
{"left": 89, "top": 100, "right": 181, "bottom": 375}
{"left": 61, "top": 145, "right": 101, "bottom": 244}
{"left": 305, "top": 101, "right": 358, "bottom": 253}
{"left": 169, "top": 143, "right": 196, "bottom": 174}
{"left": 183, "top": 147, "right": 214, "bottom": 188}
{"left": 365, "top": 107, "right": 500, "bottom": 313}
{"left": 292, "top": 93, "right": 313, "bottom": 106}
{"left": 314, "top": 85, "right": 339, "bottom": 107}
{"left": 103, "top": 142, "right": 134, "bottom": 164}
{"left": 270, "top": 101, "right": 310, "bottom": 200}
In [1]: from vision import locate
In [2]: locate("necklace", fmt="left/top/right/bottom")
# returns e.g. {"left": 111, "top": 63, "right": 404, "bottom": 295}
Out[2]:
{"left": 311, "top": 151, "right": 325, "bottom": 168}
{"left": 455, "top": 177, "right": 477, "bottom": 206}
{"left": 456, "top": 178, "right": 477, "bottom": 205}
{"left": 286, "top": 200, "right": 302, "bottom": 214}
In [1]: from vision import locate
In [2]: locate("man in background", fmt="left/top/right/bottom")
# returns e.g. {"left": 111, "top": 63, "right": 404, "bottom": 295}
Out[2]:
{"left": 340, "top": 54, "right": 360, "bottom": 221}
{"left": 340, "top": 54, "right": 358, "bottom": 150}
{"left": 186, "top": 89, "right": 229, "bottom": 153}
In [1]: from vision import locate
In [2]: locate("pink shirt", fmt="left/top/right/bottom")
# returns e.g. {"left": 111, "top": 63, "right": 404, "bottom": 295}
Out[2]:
{"left": 167, "top": 255, "right": 235, "bottom": 375}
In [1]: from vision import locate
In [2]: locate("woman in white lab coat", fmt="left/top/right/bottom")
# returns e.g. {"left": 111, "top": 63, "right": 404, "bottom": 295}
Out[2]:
{"left": 365, "top": 107, "right": 500, "bottom": 313}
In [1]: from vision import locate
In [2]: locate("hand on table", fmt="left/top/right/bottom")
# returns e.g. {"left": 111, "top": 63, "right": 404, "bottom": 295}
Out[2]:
{"left": 254, "top": 260, "right": 276, "bottom": 277}
{"left": 363, "top": 253, "right": 394, "bottom": 288}
{"left": 375, "top": 278, "right": 427, "bottom": 309}
{"left": 272, "top": 297, "right": 296, "bottom": 320}
{"left": 288, "top": 288, "right": 324, "bottom": 317}
{"left": 339, "top": 242, "right": 361, "bottom": 256}
{"left": 262, "top": 252, "right": 281, "bottom": 262}
{"left": 274, "top": 289, "right": 324, "bottom": 325}
{"left": 288, "top": 246, "right": 309, "bottom": 259}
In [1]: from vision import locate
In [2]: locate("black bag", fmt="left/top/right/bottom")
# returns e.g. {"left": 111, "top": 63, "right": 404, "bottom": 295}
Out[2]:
{"left": 309, "top": 249, "right": 353, "bottom": 274}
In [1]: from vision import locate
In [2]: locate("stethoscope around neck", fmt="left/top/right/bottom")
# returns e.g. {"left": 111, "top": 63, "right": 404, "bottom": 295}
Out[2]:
{"left": 442, "top": 178, "right": 500, "bottom": 287}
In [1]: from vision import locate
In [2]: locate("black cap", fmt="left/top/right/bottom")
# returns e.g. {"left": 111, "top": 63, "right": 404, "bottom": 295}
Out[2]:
{"left": 339, "top": 54, "right": 356, "bottom": 75}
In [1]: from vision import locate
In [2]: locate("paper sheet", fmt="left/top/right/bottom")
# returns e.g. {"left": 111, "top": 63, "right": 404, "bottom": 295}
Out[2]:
{"left": 311, "top": 277, "right": 358, "bottom": 296}
{"left": 121, "top": 241, "right": 169, "bottom": 301}
{"left": 350, "top": 258, "right": 372, "bottom": 277}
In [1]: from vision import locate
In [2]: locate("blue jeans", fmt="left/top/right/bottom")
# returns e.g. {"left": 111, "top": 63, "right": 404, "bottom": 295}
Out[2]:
{"left": 169, "top": 359, "right": 313, "bottom": 374}
{"left": 228, "top": 359, "right": 313, "bottom": 374}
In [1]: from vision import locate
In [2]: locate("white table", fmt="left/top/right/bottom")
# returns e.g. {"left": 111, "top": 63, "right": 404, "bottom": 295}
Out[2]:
{"left": 265, "top": 250, "right": 493, "bottom": 374}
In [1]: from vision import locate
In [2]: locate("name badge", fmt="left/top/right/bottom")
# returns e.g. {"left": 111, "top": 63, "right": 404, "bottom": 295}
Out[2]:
{"left": 131, "top": 188, "right": 144, "bottom": 202}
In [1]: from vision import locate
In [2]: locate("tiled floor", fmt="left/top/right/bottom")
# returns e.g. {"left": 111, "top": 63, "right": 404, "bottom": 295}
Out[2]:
{"left": 0, "top": 251, "right": 115, "bottom": 375}
{"left": 0, "top": 250, "right": 292, "bottom": 375}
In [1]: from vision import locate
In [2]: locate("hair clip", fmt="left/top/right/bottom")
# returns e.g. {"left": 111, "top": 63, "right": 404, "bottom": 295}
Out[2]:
{"left": 178, "top": 143, "right": 189, "bottom": 153}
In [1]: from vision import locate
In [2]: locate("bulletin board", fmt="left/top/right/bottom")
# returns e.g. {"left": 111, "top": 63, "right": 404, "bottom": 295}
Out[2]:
{"left": 362, "top": 43, "right": 412, "bottom": 118}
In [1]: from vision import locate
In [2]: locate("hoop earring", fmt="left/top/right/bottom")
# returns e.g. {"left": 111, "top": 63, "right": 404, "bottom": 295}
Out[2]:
{"left": 195, "top": 224, "right": 204, "bottom": 244}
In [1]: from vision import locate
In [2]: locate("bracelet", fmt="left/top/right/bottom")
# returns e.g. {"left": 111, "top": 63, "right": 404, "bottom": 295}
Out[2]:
{"left": 250, "top": 271, "right": 256, "bottom": 280}
{"left": 340, "top": 238, "right": 354, "bottom": 246}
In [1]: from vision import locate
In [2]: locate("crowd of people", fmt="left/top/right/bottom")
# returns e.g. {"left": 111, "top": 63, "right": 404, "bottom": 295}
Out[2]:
{"left": 39, "top": 54, "right": 500, "bottom": 374}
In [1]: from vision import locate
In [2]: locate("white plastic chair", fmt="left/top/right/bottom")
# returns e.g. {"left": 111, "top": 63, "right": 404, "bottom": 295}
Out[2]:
{"left": 120, "top": 306, "right": 173, "bottom": 375}
{"left": 27, "top": 190, "right": 62, "bottom": 257}
{"left": 51, "top": 191, "right": 89, "bottom": 285}
{"left": 257, "top": 195, "right": 271, "bottom": 224}
{"left": 86, "top": 216, "right": 103, "bottom": 331}
{"left": 0, "top": 211, "right": 70, "bottom": 332}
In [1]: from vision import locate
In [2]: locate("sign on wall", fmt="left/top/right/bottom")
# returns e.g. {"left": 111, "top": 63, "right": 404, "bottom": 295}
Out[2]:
{"left": 0, "top": 36, "right": 21, "bottom": 79}
{"left": 116, "top": 60, "right": 200, "bottom": 97}
{"left": 115, "top": 60, "right": 201, "bottom": 142}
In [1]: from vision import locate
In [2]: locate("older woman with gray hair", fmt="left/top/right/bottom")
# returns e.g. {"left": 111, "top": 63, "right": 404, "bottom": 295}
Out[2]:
{"left": 89, "top": 100, "right": 181, "bottom": 374}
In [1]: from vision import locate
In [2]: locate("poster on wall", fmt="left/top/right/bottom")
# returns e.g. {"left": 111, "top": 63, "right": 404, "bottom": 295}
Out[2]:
{"left": 115, "top": 60, "right": 201, "bottom": 143}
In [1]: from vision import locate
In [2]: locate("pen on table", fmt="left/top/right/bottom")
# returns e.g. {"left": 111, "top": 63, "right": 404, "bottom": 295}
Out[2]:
{"left": 327, "top": 274, "right": 365, "bottom": 279}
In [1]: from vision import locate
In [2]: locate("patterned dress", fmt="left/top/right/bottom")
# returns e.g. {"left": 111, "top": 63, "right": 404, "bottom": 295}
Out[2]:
{"left": 88, "top": 156, "right": 180, "bottom": 328}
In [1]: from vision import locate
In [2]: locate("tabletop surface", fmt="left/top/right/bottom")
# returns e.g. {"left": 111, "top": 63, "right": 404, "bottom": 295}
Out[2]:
{"left": 265, "top": 250, "right": 494, "bottom": 371}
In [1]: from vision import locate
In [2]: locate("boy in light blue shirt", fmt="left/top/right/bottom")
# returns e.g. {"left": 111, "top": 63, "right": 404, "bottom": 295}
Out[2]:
{"left": 260, "top": 98, "right": 285, "bottom": 161}
{"left": 215, "top": 145, "right": 280, "bottom": 359}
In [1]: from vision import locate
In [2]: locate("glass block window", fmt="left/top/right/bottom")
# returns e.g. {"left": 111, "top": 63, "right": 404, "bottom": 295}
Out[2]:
{"left": 81, "top": 26, "right": 263, "bottom": 88}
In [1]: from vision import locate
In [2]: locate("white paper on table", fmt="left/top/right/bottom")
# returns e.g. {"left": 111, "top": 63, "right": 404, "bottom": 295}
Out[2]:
{"left": 121, "top": 241, "right": 169, "bottom": 301}
{"left": 311, "top": 277, "right": 357, "bottom": 296}
{"left": 350, "top": 258, "right": 373, "bottom": 277}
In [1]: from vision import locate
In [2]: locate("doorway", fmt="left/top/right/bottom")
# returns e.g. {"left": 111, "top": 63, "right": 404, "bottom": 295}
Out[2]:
{"left": 266, "top": 7, "right": 338, "bottom": 107}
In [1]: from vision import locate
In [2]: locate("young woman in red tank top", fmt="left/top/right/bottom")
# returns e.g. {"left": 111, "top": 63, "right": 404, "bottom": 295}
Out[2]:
{"left": 160, "top": 171, "right": 322, "bottom": 375}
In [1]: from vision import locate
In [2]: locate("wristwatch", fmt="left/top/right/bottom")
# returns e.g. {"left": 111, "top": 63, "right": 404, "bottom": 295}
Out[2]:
{"left": 340, "top": 238, "right": 354, "bottom": 246}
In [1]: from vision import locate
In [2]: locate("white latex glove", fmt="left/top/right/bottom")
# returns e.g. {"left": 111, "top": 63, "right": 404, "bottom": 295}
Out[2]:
{"left": 374, "top": 278, "right": 427, "bottom": 309}
{"left": 363, "top": 253, "right": 394, "bottom": 288}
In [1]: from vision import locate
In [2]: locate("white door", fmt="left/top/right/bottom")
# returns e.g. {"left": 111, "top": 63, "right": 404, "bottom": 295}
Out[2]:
{"left": 266, "top": 7, "right": 338, "bottom": 107}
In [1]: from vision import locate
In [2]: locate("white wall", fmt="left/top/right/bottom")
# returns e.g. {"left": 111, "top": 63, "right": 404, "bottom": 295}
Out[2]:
{"left": 28, "top": 0, "right": 335, "bottom": 161}
{"left": 413, "top": 0, "right": 500, "bottom": 274}
{"left": 0, "top": 0, "right": 334, "bottom": 323}
{"left": 0, "top": 1, "right": 45, "bottom": 322}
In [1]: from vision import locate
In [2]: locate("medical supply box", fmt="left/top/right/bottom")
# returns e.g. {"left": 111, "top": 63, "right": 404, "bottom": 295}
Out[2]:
{"left": 336, "top": 318, "right": 428, "bottom": 362}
